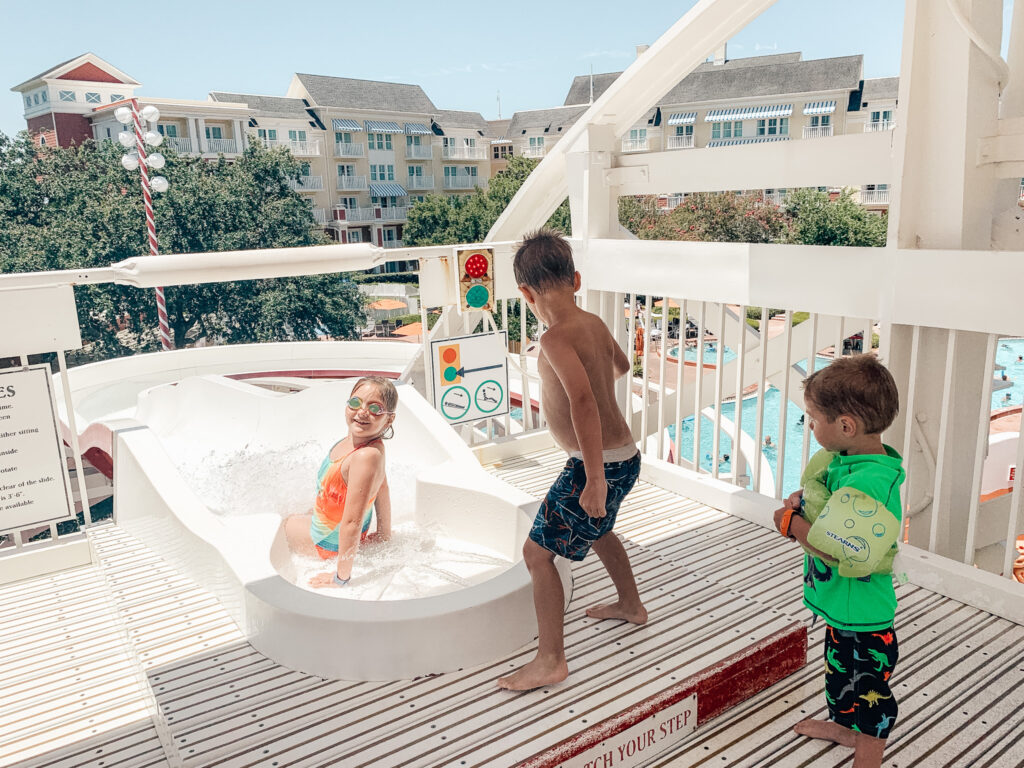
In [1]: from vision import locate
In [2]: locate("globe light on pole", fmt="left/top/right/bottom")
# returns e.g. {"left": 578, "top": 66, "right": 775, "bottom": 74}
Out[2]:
{"left": 144, "top": 130, "right": 163, "bottom": 147}
{"left": 114, "top": 106, "right": 133, "bottom": 125}
{"left": 121, "top": 152, "right": 140, "bottom": 171}
{"left": 141, "top": 105, "right": 160, "bottom": 123}
{"left": 146, "top": 152, "right": 165, "bottom": 170}
{"left": 150, "top": 176, "right": 169, "bottom": 194}
{"left": 118, "top": 131, "right": 136, "bottom": 148}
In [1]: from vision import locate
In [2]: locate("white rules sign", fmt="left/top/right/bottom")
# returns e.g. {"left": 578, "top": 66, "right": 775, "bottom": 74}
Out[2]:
{"left": 0, "top": 366, "right": 75, "bottom": 530}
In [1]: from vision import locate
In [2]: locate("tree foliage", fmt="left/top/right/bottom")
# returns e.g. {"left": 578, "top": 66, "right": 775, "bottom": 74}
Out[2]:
{"left": 404, "top": 156, "right": 571, "bottom": 246}
{"left": 0, "top": 133, "right": 366, "bottom": 363}
{"left": 618, "top": 189, "right": 888, "bottom": 248}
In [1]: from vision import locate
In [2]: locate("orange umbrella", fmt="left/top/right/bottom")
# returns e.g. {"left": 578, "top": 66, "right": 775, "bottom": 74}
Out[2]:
{"left": 369, "top": 298, "right": 407, "bottom": 310}
{"left": 393, "top": 322, "right": 422, "bottom": 336}
{"left": 654, "top": 298, "right": 679, "bottom": 308}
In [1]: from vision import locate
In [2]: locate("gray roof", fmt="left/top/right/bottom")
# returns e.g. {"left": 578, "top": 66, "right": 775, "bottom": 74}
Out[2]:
{"left": 861, "top": 77, "right": 899, "bottom": 102}
{"left": 294, "top": 73, "right": 436, "bottom": 113}
{"left": 433, "top": 109, "right": 490, "bottom": 134}
{"left": 209, "top": 92, "right": 309, "bottom": 116}
{"left": 507, "top": 105, "right": 590, "bottom": 136}
{"left": 563, "top": 53, "right": 863, "bottom": 107}
{"left": 487, "top": 119, "right": 511, "bottom": 139}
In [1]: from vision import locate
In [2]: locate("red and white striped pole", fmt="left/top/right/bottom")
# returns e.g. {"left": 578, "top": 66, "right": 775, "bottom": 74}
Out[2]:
{"left": 129, "top": 99, "right": 173, "bottom": 351}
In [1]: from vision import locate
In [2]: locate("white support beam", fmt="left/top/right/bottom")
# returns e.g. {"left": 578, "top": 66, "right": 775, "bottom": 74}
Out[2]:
{"left": 611, "top": 132, "right": 894, "bottom": 196}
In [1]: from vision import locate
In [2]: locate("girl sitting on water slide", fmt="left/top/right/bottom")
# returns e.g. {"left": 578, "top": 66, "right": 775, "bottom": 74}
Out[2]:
{"left": 284, "top": 376, "right": 397, "bottom": 588}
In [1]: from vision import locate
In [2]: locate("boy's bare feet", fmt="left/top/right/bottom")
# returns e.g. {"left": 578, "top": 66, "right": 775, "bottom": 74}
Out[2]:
{"left": 497, "top": 655, "right": 569, "bottom": 691}
{"left": 586, "top": 601, "right": 648, "bottom": 624}
{"left": 793, "top": 718, "right": 857, "bottom": 748}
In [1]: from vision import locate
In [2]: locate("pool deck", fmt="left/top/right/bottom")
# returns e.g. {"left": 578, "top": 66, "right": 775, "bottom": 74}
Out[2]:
{"left": 1, "top": 446, "right": 1022, "bottom": 768}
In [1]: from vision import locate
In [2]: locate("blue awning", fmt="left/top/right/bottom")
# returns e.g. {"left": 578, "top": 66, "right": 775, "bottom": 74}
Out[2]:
{"left": 332, "top": 118, "right": 362, "bottom": 131}
{"left": 405, "top": 123, "right": 431, "bottom": 135}
{"left": 705, "top": 104, "right": 793, "bottom": 122}
{"left": 365, "top": 120, "right": 403, "bottom": 133}
{"left": 369, "top": 182, "right": 408, "bottom": 197}
{"left": 707, "top": 135, "right": 792, "bottom": 148}
{"left": 803, "top": 101, "right": 837, "bottom": 115}
{"left": 666, "top": 112, "right": 697, "bottom": 125}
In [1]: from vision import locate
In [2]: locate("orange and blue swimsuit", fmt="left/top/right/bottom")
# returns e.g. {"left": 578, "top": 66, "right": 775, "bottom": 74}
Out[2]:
{"left": 310, "top": 440, "right": 379, "bottom": 559}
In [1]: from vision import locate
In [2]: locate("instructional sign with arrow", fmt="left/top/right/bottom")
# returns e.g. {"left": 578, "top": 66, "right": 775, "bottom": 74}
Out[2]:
{"left": 431, "top": 331, "right": 509, "bottom": 425}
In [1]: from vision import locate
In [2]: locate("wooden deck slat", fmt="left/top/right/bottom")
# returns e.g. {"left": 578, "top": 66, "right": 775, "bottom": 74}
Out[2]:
{"left": 2, "top": 446, "right": 1023, "bottom": 768}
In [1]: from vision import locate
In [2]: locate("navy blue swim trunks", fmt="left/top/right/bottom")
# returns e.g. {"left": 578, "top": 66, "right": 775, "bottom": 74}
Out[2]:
{"left": 529, "top": 451, "right": 641, "bottom": 561}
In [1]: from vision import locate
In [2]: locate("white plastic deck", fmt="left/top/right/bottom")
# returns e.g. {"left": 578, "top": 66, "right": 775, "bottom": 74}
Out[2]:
{"left": 1, "top": 447, "right": 1022, "bottom": 768}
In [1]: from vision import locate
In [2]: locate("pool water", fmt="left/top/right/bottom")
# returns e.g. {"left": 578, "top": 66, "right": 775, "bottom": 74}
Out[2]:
{"left": 669, "top": 343, "right": 738, "bottom": 365}
{"left": 993, "top": 338, "right": 1024, "bottom": 410}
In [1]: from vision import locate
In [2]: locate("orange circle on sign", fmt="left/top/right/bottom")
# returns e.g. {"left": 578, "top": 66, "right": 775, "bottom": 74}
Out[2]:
{"left": 442, "top": 348, "right": 457, "bottom": 363}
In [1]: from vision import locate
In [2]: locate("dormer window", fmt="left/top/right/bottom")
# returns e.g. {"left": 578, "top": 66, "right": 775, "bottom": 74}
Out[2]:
{"left": 33, "top": 94, "right": 39, "bottom": 105}
{"left": 41, "top": 91, "right": 47, "bottom": 102}
{"left": 110, "top": 94, "right": 125, "bottom": 102}
{"left": 85, "top": 92, "right": 101, "bottom": 104}
{"left": 59, "top": 90, "right": 75, "bottom": 102}
{"left": 24, "top": 97, "right": 31, "bottom": 108}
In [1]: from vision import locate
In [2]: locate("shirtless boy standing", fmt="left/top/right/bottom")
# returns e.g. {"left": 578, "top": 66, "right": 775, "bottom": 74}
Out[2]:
{"left": 497, "top": 228, "right": 647, "bottom": 691}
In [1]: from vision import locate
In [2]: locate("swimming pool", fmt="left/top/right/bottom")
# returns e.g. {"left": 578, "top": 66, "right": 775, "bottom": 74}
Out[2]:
{"left": 668, "top": 343, "right": 738, "bottom": 366}
{"left": 993, "top": 338, "right": 1024, "bottom": 410}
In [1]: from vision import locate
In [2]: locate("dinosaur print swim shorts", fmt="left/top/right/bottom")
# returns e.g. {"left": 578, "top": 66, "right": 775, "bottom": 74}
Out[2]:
{"left": 824, "top": 625, "right": 899, "bottom": 739}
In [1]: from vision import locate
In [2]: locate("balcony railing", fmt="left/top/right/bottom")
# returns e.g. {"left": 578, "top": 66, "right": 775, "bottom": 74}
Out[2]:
{"left": 164, "top": 136, "right": 193, "bottom": 153}
{"left": 801, "top": 125, "right": 833, "bottom": 139}
{"left": 406, "top": 175, "right": 435, "bottom": 190}
{"left": 332, "top": 206, "right": 385, "bottom": 223}
{"left": 336, "top": 175, "right": 368, "bottom": 191}
{"left": 763, "top": 190, "right": 788, "bottom": 206}
{"left": 335, "top": 142, "right": 365, "bottom": 158}
{"left": 262, "top": 138, "right": 321, "bottom": 156}
{"left": 864, "top": 120, "right": 895, "bottom": 132}
{"left": 443, "top": 175, "right": 478, "bottom": 190}
{"left": 441, "top": 146, "right": 486, "bottom": 161}
{"left": 621, "top": 138, "right": 649, "bottom": 153}
{"left": 521, "top": 145, "right": 546, "bottom": 158}
{"left": 378, "top": 206, "right": 409, "bottom": 221}
{"left": 860, "top": 188, "right": 890, "bottom": 204}
{"left": 405, "top": 144, "right": 433, "bottom": 160}
{"left": 312, "top": 207, "right": 327, "bottom": 224}
{"left": 661, "top": 194, "right": 685, "bottom": 210}
{"left": 288, "top": 175, "right": 323, "bottom": 192}
{"left": 382, "top": 239, "right": 405, "bottom": 249}
{"left": 204, "top": 138, "right": 239, "bottom": 154}
{"left": 667, "top": 134, "right": 695, "bottom": 149}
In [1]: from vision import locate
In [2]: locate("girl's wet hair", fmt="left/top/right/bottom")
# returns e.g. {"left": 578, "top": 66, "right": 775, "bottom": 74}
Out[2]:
{"left": 351, "top": 376, "right": 399, "bottom": 438}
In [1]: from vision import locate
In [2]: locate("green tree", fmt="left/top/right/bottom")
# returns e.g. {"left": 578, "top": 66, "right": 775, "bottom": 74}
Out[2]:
{"left": 0, "top": 133, "right": 366, "bottom": 362}
{"left": 404, "top": 156, "right": 571, "bottom": 246}
{"left": 783, "top": 188, "right": 888, "bottom": 247}
{"left": 619, "top": 191, "right": 787, "bottom": 243}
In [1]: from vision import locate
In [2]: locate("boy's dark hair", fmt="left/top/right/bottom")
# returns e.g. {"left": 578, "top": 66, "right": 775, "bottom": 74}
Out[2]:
{"left": 803, "top": 355, "right": 899, "bottom": 434}
{"left": 513, "top": 228, "right": 575, "bottom": 291}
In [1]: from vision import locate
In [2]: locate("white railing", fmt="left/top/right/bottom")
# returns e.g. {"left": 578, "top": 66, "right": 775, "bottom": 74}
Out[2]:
{"left": 621, "top": 138, "right": 650, "bottom": 153}
{"left": 261, "top": 138, "right": 320, "bottom": 156}
{"left": 443, "top": 175, "right": 478, "bottom": 190}
{"left": 521, "top": 145, "right": 546, "bottom": 158}
{"left": 406, "top": 175, "right": 435, "bottom": 190}
{"left": 288, "top": 175, "right": 323, "bottom": 192}
{"left": 441, "top": 145, "right": 487, "bottom": 161}
{"left": 377, "top": 207, "right": 409, "bottom": 221}
{"left": 667, "top": 134, "right": 695, "bottom": 149}
{"left": 864, "top": 120, "right": 896, "bottom": 132}
{"left": 337, "top": 175, "right": 368, "bottom": 191}
{"left": 204, "top": 138, "right": 239, "bottom": 154}
{"left": 763, "top": 190, "right": 787, "bottom": 206}
{"left": 802, "top": 125, "right": 834, "bottom": 139}
{"left": 164, "top": 136, "right": 193, "bottom": 153}
{"left": 335, "top": 142, "right": 365, "bottom": 158}
{"left": 381, "top": 239, "right": 405, "bottom": 249}
{"left": 312, "top": 207, "right": 327, "bottom": 224}
{"left": 661, "top": 194, "right": 685, "bottom": 210}
{"left": 406, "top": 144, "right": 433, "bottom": 160}
{"left": 860, "top": 188, "right": 890, "bottom": 204}
{"left": 332, "top": 206, "right": 378, "bottom": 223}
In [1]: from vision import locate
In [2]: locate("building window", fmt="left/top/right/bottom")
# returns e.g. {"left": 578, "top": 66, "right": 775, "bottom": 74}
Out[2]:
{"left": 629, "top": 128, "right": 647, "bottom": 142}
{"left": 757, "top": 118, "right": 787, "bottom": 136}
{"left": 39, "top": 135, "right": 46, "bottom": 146}
{"left": 205, "top": 126, "right": 223, "bottom": 140}
{"left": 257, "top": 128, "right": 277, "bottom": 141}
{"left": 59, "top": 90, "right": 75, "bottom": 102}
{"left": 33, "top": 94, "right": 40, "bottom": 105}
{"left": 406, "top": 135, "right": 421, "bottom": 147}
{"left": 675, "top": 125, "right": 694, "bottom": 137}
{"left": 110, "top": 94, "right": 124, "bottom": 102}
{"left": 156, "top": 124, "right": 178, "bottom": 137}
{"left": 85, "top": 92, "right": 101, "bottom": 104}
{"left": 288, "top": 129, "right": 307, "bottom": 143}
{"left": 870, "top": 110, "right": 893, "bottom": 124}
{"left": 711, "top": 121, "right": 742, "bottom": 139}
{"left": 371, "top": 164, "right": 395, "bottom": 181}
{"left": 810, "top": 115, "right": 831, "bottom": 128}
{"left": 408, "top": 165, "right": 423, "bottom": 177}
{"left": 463, "top": 137, "right": 476, "bottom": 148}
{"left": 338, "top": 197, "right": 357, "bottom": 209}
{"left": 348, "top": 230, "right": 362, "bottom": 243}
{"left": 370, "top": 133, "right": 392, "bottom": 150}
{"left": 41, "top": 91, "right": 47, "bottom": 103}
{"left": 338, "top": 164, "right": 356, "bottom": 177}
{"left": 336, "top": 131, "right": 352, "bottom": 144}
{"left": 24, "top": 97, "right": 31, "bottom": 108}
{"left": 443, "top": 165, "right": 458, "bottom": 177}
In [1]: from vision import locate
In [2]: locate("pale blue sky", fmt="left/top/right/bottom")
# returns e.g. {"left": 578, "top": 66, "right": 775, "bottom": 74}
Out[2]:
{"left": 1, "top": 1, "right": 1015, "bottom": 139}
